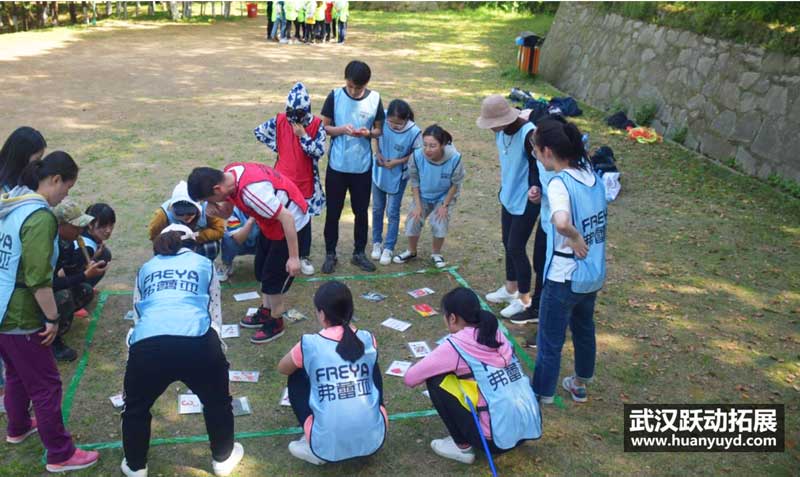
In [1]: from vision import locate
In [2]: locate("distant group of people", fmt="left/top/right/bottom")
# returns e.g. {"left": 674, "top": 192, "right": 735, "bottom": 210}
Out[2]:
{"left": 1, "top": 53, "right": 608, "bottom": 474}
{"left": 266, "top": 0, "right": 349, "bottom": 44}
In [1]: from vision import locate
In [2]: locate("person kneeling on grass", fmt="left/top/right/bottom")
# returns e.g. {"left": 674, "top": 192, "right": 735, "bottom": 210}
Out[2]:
{"left": 403, "top": 287, "right": 541, "bottom": 464}
{"left": 277, "top": 281, "right": 387, "bottom": 465}
{"left": 121, "top": 225, "right": 241, "bottom": 477}
{"left": 148, "top": 180, "right": 225, "bottom": 261}
{"left": 213, "top": 202, "right": 259, "bottom": 282}
{"left": 187, "top": 162, "right": 309, "bottom": 344}
{"left": 393, "top": 125, "right": 464, "bottom": 269}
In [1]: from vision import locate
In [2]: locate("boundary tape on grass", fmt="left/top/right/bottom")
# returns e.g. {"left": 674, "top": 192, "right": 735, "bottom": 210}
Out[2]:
{"left": 61, "top": 267, "right": 451, "bottom": 452}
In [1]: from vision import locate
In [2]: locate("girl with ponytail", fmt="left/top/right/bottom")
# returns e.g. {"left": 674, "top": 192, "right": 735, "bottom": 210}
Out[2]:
{"left": 404, "top": 287, "right": 541, "bottom": 465}
{"left": 277, "top": 281, "right": 387, "bottom": 465}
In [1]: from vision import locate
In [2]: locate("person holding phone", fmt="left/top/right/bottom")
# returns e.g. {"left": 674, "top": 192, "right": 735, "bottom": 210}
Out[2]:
{"left": 254, "top": 82, "right": 327, "bottom": 276}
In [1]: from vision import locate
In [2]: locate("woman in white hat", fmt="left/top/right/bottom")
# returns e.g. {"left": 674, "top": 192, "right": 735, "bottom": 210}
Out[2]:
{"left": 476, "top": 95, "right": 541, "bottom": 321}
{"left": 121, "top": 224, "right": 242, "bottom": 477}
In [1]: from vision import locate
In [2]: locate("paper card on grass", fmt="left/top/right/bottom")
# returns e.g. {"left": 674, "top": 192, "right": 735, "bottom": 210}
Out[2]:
{"left": 245, "top": 307, "right": 259, "bottom": 316}
{"left": 381, "top": 317, "right": 411, "bottom": 332}
{"left": 109, "top": 394, "right": 125, "bottom": 408}
{"left": 124, "top": 310, "right": 135, "bottom": 321}
{"left": 232, "top": 396, "right": 252, "bottom": 416}
{"left": 280, "top": 387, "right": 291, "bottom": 407}
{"left": 408, "top": 287, "right": 435, "bottom": 298}
{"left": 221, "top": 324, "right": 240, "bottom": 338}
{"left": 422, "top": 390, "right": 430, "bottom": 398}
{"left": 178, "top": 394, "right": 203, "bottom": 414}
{"left": 229, "top": 371, "right": 260, "bottom": 383}
{"left": 386, "top": 360, "right": 412, "bottom": 377}
{"left": 408, "top": 341, "right": 431, "bottom": 358}
{"left": 283, "top": 308, "right": 308, "bottom": 322}
{"left": 413, "top": 303, "right": 438, "bottom": 317}
{"left": 361, "top": 292, "right": 387, "bottom": 302}
{"left": 233, "top": 291, "right": 260, "bottom": 302}
{"left": 436, "top": 334, "right": 451, "bottom": 346}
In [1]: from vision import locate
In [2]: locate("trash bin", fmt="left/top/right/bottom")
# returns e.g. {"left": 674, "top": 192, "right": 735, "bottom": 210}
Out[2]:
{"left": 247, "top": 3, "right": 258, "bottom": 18}
{"left": 515, "top": 32, "right": 542, "bottom": 76}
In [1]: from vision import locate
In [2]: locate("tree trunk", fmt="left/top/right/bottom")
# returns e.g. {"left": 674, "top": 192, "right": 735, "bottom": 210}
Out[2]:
{"left": 183, "top": 1, "right": 192, "bottom": 18}
{"left": 211, "top": 1, "right": 214, "bottom": 16}
{"left": 148, "top": 1, "right": 154, "bottom": 15}
{"left": 106, "top": 2, "right": 112, "bottom": 17}
{"left": 68, "top": 2, "right": 77, "bottom": 24}
{"left": 38, "top": 2, "right": 47, "bottom": 28}
{"left": 93, "top": 1, "right": 98, "bottom": 21}
{"left": 50, "top": 2, "right": 57, "bottom": 26}
{"left": 223, "top": 1, "right": 230, "bottom": 18}
{"left": 135, "top": 1, "right": 139, "bottom": 16}
{"left": 168, "top": 1, "right": 180, "bottom": 19}
{"left": 122, "top": 2, "right": 128, "bottom": 18}
{"left": 200, "top": 1, "right": 204, "bottom": 16}
{"left": 11, "top": 2, "right": 19, "bottom": 31}
{"left": 82, "top": 1, "right": 89, "bottom": 24}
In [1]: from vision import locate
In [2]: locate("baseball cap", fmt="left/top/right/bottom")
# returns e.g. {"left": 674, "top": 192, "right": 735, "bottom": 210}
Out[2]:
{"left": 53, "top": 199, "right": 94, "bottom": 227}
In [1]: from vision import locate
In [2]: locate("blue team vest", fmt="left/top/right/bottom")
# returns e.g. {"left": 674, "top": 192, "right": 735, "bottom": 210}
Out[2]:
{"left": 449, "top": 339, "right": 542, "bottom": 449}
{"left": 373, "top": 119, "right": 420, "bottom": 194}
{"left": 497, "top": 122, "right": 535, "bottom": 215}
{"left": 302, "top": 329, "right": 385, "bottom": 462}
{"left": 73, "top": 233, "right": 98, "bottom": 255}
{"left": 413, "top": 149, "right": 461, "bottom": 203}
{"left": 329, "top": 88, "right": 380, "bottom": 174}
{"left": 0, "top": 201, "right": 58, "bottom": 324}
{"left": 228, "top": 207, "right": 259, "bottom": 249}
{"left": 536, "top": 160, "right": 555, "bottom": 231}
{"left": 160, "top": 200, "right": 208, "bottom": 229}
{"left": 543, "top": 171, "right": 607, "bottom": 293}
{"left": 130, "top": 250, "right": 213, "bottom": 345}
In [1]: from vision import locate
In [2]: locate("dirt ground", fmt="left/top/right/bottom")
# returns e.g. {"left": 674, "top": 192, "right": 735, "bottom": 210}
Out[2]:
{"left": 0, "top": 10, "right": 798, "bottom": 477}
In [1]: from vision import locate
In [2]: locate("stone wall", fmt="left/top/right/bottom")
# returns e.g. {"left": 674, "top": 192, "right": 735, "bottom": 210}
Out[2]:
{"left": 539, "top": 2, "right": 800, "bottom": 182}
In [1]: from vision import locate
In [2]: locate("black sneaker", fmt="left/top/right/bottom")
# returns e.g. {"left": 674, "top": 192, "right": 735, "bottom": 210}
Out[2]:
{"left": 524, "top": 332, "right": 538, "bottom": 348}
{"left": 240, "top": 307, "right": 270, "bottom": 328}
{"left": 510, "top": 304, "right": 539, "bottom": 325}
{"left": 351, "top": 252, "right": 376, "bottom": 272}
{"left": 250, "top": 317, "right": 285, "bottom": 344}
{"left": 52, "top": 338, "right": 78, "bottom": 362}
{"left": 321, "top": 254, "right": 337, "bottom": 274}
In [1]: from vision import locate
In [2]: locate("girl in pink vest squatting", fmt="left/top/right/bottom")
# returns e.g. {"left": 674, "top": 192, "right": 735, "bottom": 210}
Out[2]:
{"left": 254, "top": 82, "right": 326, "bottom": 276}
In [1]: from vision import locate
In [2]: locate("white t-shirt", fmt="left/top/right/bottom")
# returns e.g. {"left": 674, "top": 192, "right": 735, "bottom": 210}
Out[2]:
{"left": 546, "top": 167, "right": 596, "bottom": 283}
{"left": 241, "top": 181, "right": 310, "bottom": 233}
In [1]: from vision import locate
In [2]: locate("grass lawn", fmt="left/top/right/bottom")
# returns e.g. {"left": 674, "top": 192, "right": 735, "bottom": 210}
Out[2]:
{"left": 0, "top": 7, "right": 798, "bottom": 477}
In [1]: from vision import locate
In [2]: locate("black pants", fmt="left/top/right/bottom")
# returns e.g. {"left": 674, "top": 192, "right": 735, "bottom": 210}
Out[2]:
{"left": 255, "top": 222, "right": 311, "bottom": 295}
{"left": 331, "top": 19, "right": 336, "bottom": 39}
{"left": 266, "top": 2, "right": 273, "bottom": 36}
{"left": 303, "top": 22, "right": 312, "bottom": 42}
{"left": 300, "top": 221, "right": 312, "bottom": 258}
{"left": 425, "top": 374, "right": 508, "bottom": 455}
{"left": 294, "top": 20, "right": 302, "bottom": 39}
{"left": 122, "top": 330, "right": 233, "bottom": 471}
{"left": 324, "top": 167, "right": 372, "bottom": 255}
{"left": 532, "top": 220, "right": 547, "bottom": 308}
{"left": 501, "top": 202, "right": 539, "bottom": 294}
{"left": 324, "top": 22, "right": 331, "bottom": 41}
{"left": 287, "top": 363, "right": 385, "bottom": 427}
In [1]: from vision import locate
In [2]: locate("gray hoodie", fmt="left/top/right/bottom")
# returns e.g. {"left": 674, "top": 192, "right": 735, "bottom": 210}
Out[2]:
{"left": 0, "top": 185, "right": 49, "bottom": 220}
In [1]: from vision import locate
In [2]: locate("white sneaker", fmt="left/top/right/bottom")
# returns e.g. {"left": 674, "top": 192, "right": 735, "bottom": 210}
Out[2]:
{"left": 215, "top": 262, "right": 233, "bottom": 282}
{"left": 379, "top": 248, "right": 393, "bottom": 265}
{"left": 485, "top": 285, "right": 518, "bottom": 304}
{"left": 300, "top": 258, "right": 315, "bottom": 276}
{"left": 212, "top": 442, "right": 244, "bottom": 477}
{"left": 371, "top": 243, "right": 382, "bottom": 260}
{"left": 121, "top": 459, "right": 148, "bottom": 477}
{"left": 501, "top": 298, "right": 531, "bottom": 318}
{"left": 430, "top": 436, "right": 475, "bottom": 464}
{"left": 288, "top": 436, "right": 325, "bottom": 465}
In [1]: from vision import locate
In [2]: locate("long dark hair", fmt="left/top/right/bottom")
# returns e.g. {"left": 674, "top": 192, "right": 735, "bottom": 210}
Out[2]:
{"left": 19, "top": 151, "right": 78, "bottom": 190}
{"left": 441, "top": 287, "right": 501, "bottom": 349}
{"left": 313, "top": 281, "right": 364, "bottom": 362}
{"left": 533, "top": 118, "right": 588, "bottom": 170}
{"left": 387, "top": 99, "right": 414, "bottom": 122}
{"left": 422, "top": 124, "right": 453, "bottom": 146}
{"left": 0, "top": 127, "right": 47, "bottom": 188}
{"left": 152, "top": 231, "right": 196, "bottom": 256}
{"left": 86, "top": 203, "right": 116, "bottom": 227}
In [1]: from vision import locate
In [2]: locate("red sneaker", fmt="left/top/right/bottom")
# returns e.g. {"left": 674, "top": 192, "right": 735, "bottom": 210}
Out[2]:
{"left": 73, "top": 308, "right": 89, "bottom": 319}
{"left": 250, "top": 318, "right": 285, "bottom": 344}
{"left": 46, "top": 448, "right": 99, "bottom": 473}
{"left": 6, "top": 418, "right": 37, "bottom": 444}
{"left": 240, "top": 307, "right": 270, "bottom": 329}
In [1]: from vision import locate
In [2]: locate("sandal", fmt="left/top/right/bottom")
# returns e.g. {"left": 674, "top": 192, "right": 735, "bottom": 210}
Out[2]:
{"left": 431, "top": 254, "right": 447, "bottom": 269}
{"left": 392, "top": 250, "right": 417, "bottom": 264}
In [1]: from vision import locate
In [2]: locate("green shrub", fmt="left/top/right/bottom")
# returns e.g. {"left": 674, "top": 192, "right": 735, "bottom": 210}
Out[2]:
{"left": 670, "top": 125, "right": 688, "bottom": 145}
{"left": 767, "top": 173, "right": 800, "bottom": 198}
{"left": 634, "top": 99, "right": 659, "bottom": 126}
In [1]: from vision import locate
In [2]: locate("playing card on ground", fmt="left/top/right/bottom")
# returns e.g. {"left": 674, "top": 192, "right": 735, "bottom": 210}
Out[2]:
{"left": 283, "top": 308, "right": 308, "bottom": 322}
{"left": 412, "top": 303, "right": 438, "bottom": 317}
{"left": 381, "top": 317, "right": 412, "bottom": 332}
{"left": 233, "top": 291, "right": 260, "bottom": 302}
{"left": 245, "top": 307, "right": 258, "bottom": 316}
{"left": 407, "top": 287, "right": 435, "bottom": 298}
{"left": 178, "top": 394, "right": 203, "bottom": 414}
{"left": 221, "top": 324, "right": 240, "bottom": 338}
{"left": 232, "top": 396, "right": 251, "bottom": 416}
{"left": 408, "top": 341, "right": 431, "bottom": 358}
{"left": 386, "top": 360, "right": 413, "bottom": 377}
{"left": 109, "top": 394, "right": 125, "bottom": 408}
{"left": 229, "top": 371, "right": 260, "bottom": 383}
{"left": 361, "top": 292, "right": 387, "bottom": 302}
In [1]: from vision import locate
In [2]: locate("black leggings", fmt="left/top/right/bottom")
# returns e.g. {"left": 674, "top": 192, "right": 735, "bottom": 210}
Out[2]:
{"left": 122, "top": 330, "right": 233, "bottom": 471}
{"left": 425, "top": 374, "right": 509, "bottom": 455}
{"left": 532, "top": 220, "right": 547, "bottom": 308}
{"left": 323, "top": 167, "right": 372, "bottom": 255}
{"left": 287, "top": 364, "right": 385, "bottom": 427}
{"left": 501, "top": 202, "right": 540, "bottom": 294}
{"left": 294, "top": 20, "right": 302, "bottom": 39}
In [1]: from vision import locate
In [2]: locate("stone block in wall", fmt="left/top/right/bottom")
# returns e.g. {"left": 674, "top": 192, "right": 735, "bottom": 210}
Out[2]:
{"left": 719, "top": 81, "right": 741, "bottom": 111}
{"left": 641, "top": 48, "right": 657, "bottom": 63}
{"left": 751, "top": 121, "right": 782, "bottom": 162}
{"left": 710, "top": 110, "right": 737, "bottom": 137}
{"left": 762, "top": 51, "right": 786, "bottom": 74}
{"left": 697, "top": 57, "right": 715, "bottom": 78}
{"left": 790, "top": 96, "right": 800, "bottom": 125}
{"left": 739, "top": 72, "right": 760, "bottom": 90}
{"left": 752, "top": 79, "right": 771, "bottom": 95}
{"left": 700, "top": 132, "right": 736, "bottom": 159}
{"left": 738, "top": 92, "right": 758, "bottom": 113}
{"left": 761, "top": 85, "right": 788, "bottom": 116}
{"left": 735, "top": 147, "right": 758, "bottom": 176}
{"left": 734, "top": 112, "right": 764, "bottom": 143}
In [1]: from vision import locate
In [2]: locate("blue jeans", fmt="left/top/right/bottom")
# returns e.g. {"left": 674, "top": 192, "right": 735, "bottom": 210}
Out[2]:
{"left": 221, "top": 234, "right": 257, "bottom": 266}
{"left": 337, "top": 20, "right": 347, "bottom": 43}
{"left": 272, "top": 17, "right": 286, "bottom": 39}
{"left": 532, "top": 279, "right": 597, "bottom": 398}
{"left": 371, "top": 180, "right": 406, "bottom": 252}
